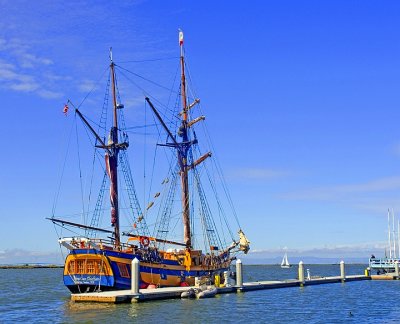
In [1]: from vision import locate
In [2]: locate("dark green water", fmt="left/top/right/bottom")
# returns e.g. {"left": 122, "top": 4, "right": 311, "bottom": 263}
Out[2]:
{"left": 2, "top": 264, "right": 400, "bottom": 323}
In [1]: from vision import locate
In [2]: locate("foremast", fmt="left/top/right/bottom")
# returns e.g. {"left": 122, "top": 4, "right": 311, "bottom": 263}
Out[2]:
{"left": 108, "top": 50, "right": 121, "bottom": 247}
{"left": 178, "top": 30, "right": 192, "bottom": 249}
{"left": 73, "top": 49, "right": 128, "bottom": 248}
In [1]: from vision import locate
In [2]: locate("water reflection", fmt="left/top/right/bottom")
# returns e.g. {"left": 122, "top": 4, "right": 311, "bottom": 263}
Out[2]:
{"left": 63, "top": 299, "right": 118, "bottom": 322}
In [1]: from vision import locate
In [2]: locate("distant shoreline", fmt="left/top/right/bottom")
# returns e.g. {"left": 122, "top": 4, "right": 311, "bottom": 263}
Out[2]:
{"left": 0, "top": 264, "right": 63, "bottom": 269}
{"left": 0, "top": 263, "right": 367, "bottom": 269}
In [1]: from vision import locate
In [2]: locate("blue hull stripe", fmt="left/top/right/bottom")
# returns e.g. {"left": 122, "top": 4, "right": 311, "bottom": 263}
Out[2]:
{"left": 64, "top": 274, "right": 114, "bottom": 287}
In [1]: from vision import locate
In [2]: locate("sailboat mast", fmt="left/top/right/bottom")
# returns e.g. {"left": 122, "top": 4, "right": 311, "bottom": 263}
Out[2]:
{"left": 178, "top": 30, "right": 191, "bottom": 249}
{"left": 108, "top": 48, "right": 120, "bottom": 247}
{"left": 388, "top": 209, "right": 392, "bottom": 258}
{"left": 398, "top": 218, "right": 400, "bottom": 260}
{"left": 393, "top": 209, "right": 396, "bottom": 258}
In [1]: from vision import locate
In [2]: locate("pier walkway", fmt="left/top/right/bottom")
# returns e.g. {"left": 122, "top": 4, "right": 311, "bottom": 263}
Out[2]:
{"left": 71, "top": 274, "right": 369, "bottom": 303}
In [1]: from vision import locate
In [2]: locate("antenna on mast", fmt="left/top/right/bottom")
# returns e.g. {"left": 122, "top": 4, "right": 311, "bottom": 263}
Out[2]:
{"left": 109, "top": 47, "right": 113, "bottom": 62}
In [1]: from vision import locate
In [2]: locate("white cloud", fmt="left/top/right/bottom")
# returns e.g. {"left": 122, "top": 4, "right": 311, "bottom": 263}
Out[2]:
{"left": 37, "top": 89, "right": 64, "bottom": 99}
{"left": 19, "top": 53, "right": 53, "bottom": 69}
{"left": 247, "top": 241, "right": 386, "bottom": 258}
{"left": 230, "top": 167, "right": 291, "bottom": 180}
{"left": 280, "top": 176, "right": 400, "bottom": 201}
{"left": 0, "top": 38, "right": 64, "bottom": 99}
{"left": 10, "top": 82, "right": 39, "bottom": 92}
{"left": 0, "top": 65, "right": 19, "bottom": 80}
{"left": 0, "top": 61, "right": 16, "bottom": 71}
{"left": 78, "top": 79, "right": 99, "bottom": 93}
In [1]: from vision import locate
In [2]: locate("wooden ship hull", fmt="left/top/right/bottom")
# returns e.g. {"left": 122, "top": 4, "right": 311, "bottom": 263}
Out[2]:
{"left": 62, "top": 245, "right": 231, "bottom": 292}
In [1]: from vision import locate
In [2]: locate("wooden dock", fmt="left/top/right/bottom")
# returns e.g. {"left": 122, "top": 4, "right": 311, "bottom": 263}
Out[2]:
{"left": 71, "top": 274, "right": 369, "bottom": 303}
{"left": 370, "top": 273, "right": 400, "bottom": 280}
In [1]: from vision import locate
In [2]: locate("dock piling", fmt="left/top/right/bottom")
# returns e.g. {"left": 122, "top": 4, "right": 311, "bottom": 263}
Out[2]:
{"left": 223, "top": 271, "right": 230, "bottom": 287}
{"left": 395, "top": 261, "right": 399, "bottom": 278}
{"left": 131, "top": 258, "right": 140, "bottom": 294}
{"left": 236, "top": 259, "right": 243, "bottom": 288}
{"left": 340, "top": 260, "right": 345, "bottom": 282}
{"left": 298, "top": 261, "right": 305, "bottom": 286}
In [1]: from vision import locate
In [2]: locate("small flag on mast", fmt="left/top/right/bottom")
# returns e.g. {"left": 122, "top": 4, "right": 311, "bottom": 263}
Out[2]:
{"left": 63, "top": 104, "right": 69, "bottom": 116}
{"left": 179, "top": 30, "right": 184, "bottom": 46}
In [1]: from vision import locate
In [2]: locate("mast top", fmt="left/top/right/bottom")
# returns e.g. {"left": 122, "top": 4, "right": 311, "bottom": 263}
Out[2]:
{"left": 179, "top": 29, "right": 184, "bottom": 56}
{"left": 109, "top": 47, "right": 113, "bottom": 63}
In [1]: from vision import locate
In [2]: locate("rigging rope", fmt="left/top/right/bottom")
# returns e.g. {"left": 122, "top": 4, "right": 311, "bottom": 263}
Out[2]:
{"left": 118, "top": 56, "right": 179, "bottom": 64}
{"left": 86, "top": 72, "right": 111, "bottom": 236}
{"left": 51, "top": 114, "right": 76, "bottom": 217}
{"left": 77, "top": 66, "right": 109, "bottom": 109}
{"left": 75, "top": 115, "right": 87, "bottom": 226}
{"left": 195, "top": 100, "right": 243, "bottom": 230}
{"left": 116, "top": 64, "right": 179, "bottom": 96}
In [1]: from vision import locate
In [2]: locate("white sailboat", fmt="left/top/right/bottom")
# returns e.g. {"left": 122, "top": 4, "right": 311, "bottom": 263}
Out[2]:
{"left": 281, "top": 252, "right": 291, "bottom": 268}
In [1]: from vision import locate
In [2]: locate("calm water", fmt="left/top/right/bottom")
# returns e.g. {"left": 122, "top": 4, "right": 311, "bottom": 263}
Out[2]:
{"left": 2, "top": 264, "right": 400, "bottom": 323}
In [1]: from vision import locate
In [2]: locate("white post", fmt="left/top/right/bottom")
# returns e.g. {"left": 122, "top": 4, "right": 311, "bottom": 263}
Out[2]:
{"left": 131, "top": 257, "right": 140, "bottom": 294}
{"left": 236, "top": 259, "right": 243, "bottom": 287}
{"left": 224, "top": 271, "right": 230, "bottom": 287}
{"left": 340, "top": 260, "right": 345, "bottom": 282}
{"left": 298, "top": 261, "right": 305, "bottom": 286}
{"left": 395, "top": 261, "right": 399, "bottom": 278}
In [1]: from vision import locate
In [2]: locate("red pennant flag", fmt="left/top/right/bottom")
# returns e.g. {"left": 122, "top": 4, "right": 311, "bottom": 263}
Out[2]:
{"left": 63, "top": 104, "right": 69, "bottom": 116}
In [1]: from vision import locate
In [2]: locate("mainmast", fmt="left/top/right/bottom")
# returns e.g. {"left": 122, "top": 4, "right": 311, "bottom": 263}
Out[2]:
{"left": 108, "top": 48, "right": 120, "bottom": 247}
{"left": 178, "top": 30, "right": 192, "bottom": 249}
{"left": 145, "top": 31, "right": 208, "bottom": 250}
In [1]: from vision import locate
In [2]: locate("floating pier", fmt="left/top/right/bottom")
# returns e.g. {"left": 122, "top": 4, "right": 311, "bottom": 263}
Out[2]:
{"left": 370, "top": 273, "right": 400, "bottom": 280}
{"left": 71, "top": 275, "right": 369, "bottom": 303}
{"left": 70, "top": 260, "right": 371, "bottom": 303}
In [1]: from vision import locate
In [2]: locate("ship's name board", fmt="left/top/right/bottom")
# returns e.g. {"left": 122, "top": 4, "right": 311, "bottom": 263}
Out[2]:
{"left": 73, "top": 276, "right": 100, "bottom": 284}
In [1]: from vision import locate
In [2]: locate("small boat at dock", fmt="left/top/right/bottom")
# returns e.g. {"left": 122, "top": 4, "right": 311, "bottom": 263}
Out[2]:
{"left": 196, "top": 286, "right": 218, "bottom": 299}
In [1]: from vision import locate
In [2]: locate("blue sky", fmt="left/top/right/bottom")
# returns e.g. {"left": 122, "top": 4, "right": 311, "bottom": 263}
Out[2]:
{"left": 1, "top": 0, "right": 400, "bottom": 264}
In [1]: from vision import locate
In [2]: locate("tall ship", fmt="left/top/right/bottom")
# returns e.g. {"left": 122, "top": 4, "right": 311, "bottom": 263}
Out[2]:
{"left": 49, "top": 31, "right": 250, "bottom": 293}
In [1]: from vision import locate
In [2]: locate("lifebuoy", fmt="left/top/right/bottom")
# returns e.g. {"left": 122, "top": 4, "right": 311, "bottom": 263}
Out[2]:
{"left": 140, "top": 236, "right": 150, "bottom": 247}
